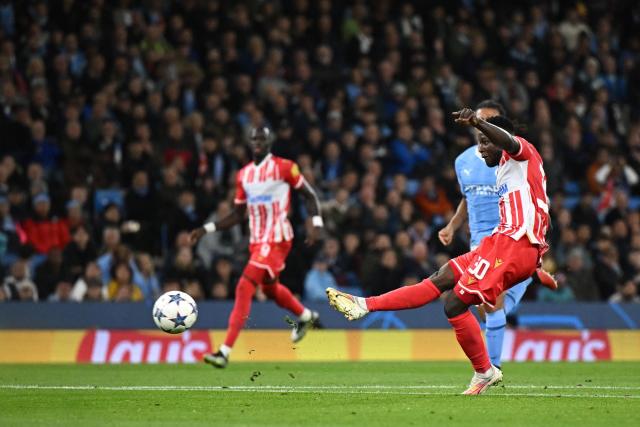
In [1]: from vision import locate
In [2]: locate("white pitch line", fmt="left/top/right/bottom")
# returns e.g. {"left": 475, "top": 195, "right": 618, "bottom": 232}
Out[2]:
{"left": 1, "top": 384, "right": 640, "bottom": 399}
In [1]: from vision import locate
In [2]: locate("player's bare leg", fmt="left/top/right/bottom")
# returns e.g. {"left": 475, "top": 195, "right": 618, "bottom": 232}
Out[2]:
{"left": 327, "top": 264, "right": 456, "bottom": 320}
{"left": 444, "top": 291, "right": 502, "bottom": 395}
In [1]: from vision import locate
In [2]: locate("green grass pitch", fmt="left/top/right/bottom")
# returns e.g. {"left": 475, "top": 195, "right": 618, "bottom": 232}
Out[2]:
{"left": 0, "top": 362, "right": 638, "bottom": 426}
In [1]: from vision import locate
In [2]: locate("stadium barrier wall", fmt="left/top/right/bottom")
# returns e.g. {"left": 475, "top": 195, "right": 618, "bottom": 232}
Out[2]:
{"left": 1, "top": 329, "right": 639, "bottom": 363}
{"left": 2, "top": 302, "right": 639, "bottom": 363}
{"left": 1, "top": 301, "right": 639, "bottom": 329}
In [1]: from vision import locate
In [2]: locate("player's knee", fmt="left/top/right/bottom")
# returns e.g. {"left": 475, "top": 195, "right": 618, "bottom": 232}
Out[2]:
{"left": 429, "top": 264, "right": 456, "bottom": 293}
{"left": 443, "top": 292, "right": 468, "bottom": 319}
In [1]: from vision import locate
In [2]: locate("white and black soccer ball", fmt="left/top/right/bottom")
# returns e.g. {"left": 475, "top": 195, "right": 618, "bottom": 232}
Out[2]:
{"left": 152, "top": 291, "right": 198, "bottom": 334}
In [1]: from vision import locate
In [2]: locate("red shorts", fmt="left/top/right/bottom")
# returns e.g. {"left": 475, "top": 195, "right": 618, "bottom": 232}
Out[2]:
{"left": 448, "top": 233, "right": 539, "bottom": 308}
{"left": 248, "top": 241, "right": 292, "bottom": 279}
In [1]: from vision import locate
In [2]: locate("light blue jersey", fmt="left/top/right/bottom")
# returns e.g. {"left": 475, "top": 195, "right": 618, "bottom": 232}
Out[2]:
{"left": 454, "top": 146, "right": 500, "bottom": 248}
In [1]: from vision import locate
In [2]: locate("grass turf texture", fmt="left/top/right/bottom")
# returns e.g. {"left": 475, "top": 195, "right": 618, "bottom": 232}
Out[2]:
{"left": 0, "top": 362, "right": 638, "bottom": 426}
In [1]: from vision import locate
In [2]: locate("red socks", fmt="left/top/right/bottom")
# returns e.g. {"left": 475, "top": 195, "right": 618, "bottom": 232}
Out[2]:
{"left": 261, "top": 283, "right": 305, "bottom": 316}
{"left": 224, "top": 277, "right": 256, "bottom": 347}
{"left": 448, "top": 310, "right": 492, "bottom": 373}
{"left": 365, "top": 278, "right": 442, "bottom": 311}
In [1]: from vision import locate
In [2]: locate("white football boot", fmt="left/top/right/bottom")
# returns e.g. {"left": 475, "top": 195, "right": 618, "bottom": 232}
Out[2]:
{"left": 462, "top": 365, "right": 503, "bottom": 395}
{"left": 326, "top": 288, "right": 369, "bottom": 321}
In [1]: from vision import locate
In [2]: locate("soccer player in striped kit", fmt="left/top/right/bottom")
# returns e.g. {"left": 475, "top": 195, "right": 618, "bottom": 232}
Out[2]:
{"left": 328, "top": 110, "right": 552, "bottom": 394}
{"left": 438, "top": 100, "right": 556, "bottom": 371}
{"left": 191, "top": 126, "right": 323, "bottom": 368}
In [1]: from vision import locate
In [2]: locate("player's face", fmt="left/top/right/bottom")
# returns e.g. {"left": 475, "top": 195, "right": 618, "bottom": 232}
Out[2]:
{"left": 249, "top": 134, "right": 271, "bottom": 160}
{"left": 475, "top": 107, "right": 502, "bottom": 167}
{"left": 477, "top": 133, "right": 502, "bottom": 167}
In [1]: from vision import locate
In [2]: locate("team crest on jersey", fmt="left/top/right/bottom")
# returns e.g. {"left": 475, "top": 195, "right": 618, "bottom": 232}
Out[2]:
{"left": 497, "top": 183, "right": 508, "bottom": 197}
{"left": 494, "top": 258, "right": 503, "bottom": 268}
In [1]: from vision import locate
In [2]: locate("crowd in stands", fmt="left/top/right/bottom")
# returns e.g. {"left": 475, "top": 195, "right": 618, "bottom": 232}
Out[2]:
{"left": 1, "top": 0, "right": 640, "bottom": 304}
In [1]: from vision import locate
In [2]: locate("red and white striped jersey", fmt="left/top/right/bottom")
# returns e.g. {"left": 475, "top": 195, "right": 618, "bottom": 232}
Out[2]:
{"left": 494, "top": 136, "right": 550, "bottom": 253}
{"left": 234, "top": 154, "right": 304, "bottom": 244}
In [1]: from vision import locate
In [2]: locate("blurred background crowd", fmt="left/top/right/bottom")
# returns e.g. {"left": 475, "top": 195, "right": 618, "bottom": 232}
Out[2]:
{"left": 1, "top": 0, "right": 640, "bottom": 304}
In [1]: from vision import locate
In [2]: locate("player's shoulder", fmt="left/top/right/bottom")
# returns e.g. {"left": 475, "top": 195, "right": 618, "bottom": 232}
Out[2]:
{"left": 272, "top": 155, "right": 295, "bottom": 167}
{"left": 236, "top": 161, "right": 254, "bottom": 179}
{"left": 510, "top": 135, "right": 542, "bottom": 160}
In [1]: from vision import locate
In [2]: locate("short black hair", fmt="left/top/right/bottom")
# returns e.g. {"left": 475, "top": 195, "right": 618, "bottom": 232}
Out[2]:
{"left": 476, "top": 100, "right": 506, "bottom": 116}
{"left": 486, "top": 115, "right": 514, "bottom": 134}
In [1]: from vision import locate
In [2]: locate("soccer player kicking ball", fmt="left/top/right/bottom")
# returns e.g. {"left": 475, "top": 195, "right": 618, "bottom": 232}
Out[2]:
{"left": 438, "top": 100, "right": 557, "bottom": 370}
{"left": 191, "top": 126, "right": 323, "bottom": 368}
{"left": 327, "top": 110, "right": 551, "bottom": 395}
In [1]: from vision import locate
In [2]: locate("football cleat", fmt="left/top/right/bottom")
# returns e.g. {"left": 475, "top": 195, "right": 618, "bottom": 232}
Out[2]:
{"left": 326, "top": 288, "right": 368, "bottom": 321}
{"left": 535, "top": 268, "right": 558, "bottom": 291}
{"left": 462, "top": 365, "right": 503, "bottom": 395}
{"left": 203, "top": 351, "right": 228, "bottom": 369}
{"left": 291, "top": 311, "right": 320, "bottom": 343}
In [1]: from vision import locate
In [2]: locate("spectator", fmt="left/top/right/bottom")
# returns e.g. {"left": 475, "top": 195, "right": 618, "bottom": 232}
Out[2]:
{"left": 107, "top": 262, "right": 142, "bottom": 302}
{"left": 609, "top": 279, "right": 640, "bottom": 303}
{"left": 163, "top": 247, "right": 206, "bottom": 297}
{"left": 364, "top": 248, "right": 404, "bottom": 296}
{"left": 34, "top": 248, "right": 66, "bottom": 300}
{"left": 71, "top": 262, "right": 106, "bottom": 302}
{"left": 3, "top": 259, "right": 36, "bottom": 301}
{"left": 196, "top": 201, "right": 244, "bottom": 269}
{"left": 83, "top": 278, "right": 105, "bottom": 302}
{"left": 48, "top": 279, "right": 73, "bottom": 302}
{"left": 19, "top": 193, "right": 70, "bottom": 255}
{"left": 413, "top": 176, "right": 454, "bottom": 223}
{"left": 63, "top": 225, "right": 97, "bottom": 280}
{"left": 124, "top": 170, "right": 159, "bottom": 253}
{"left": 304, "top": 256, "right": 338, "bottom": 301}
{"left": 564, "top": 248, "right": 600, "bottom": 301}
{"left": 209, "top": 256, "right": 237, "bottom": 300}
{"left": 135, "top": 253, "right": 160, "bottom": 302}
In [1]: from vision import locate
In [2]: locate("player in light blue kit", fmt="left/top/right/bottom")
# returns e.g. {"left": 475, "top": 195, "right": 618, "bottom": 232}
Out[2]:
{"left": 438, "top": 100, "right": 556, "bottom": 369}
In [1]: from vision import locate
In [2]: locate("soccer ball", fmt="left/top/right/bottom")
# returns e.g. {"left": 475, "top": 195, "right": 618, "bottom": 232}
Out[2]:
{"left": 152, "top": 291, "right": 198, "bottom": 334}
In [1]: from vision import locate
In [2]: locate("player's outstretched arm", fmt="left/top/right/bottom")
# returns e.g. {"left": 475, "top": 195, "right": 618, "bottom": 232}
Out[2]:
{"left": 297, "top": 179, "right": 323, "bottom": 246}
{"left": 189, "top": 204, "right": 247, "bottom": 244}
{"left": 453, "top": 108, "right": 520, "bottom": 154}
{"left": 438, "top": 198, "right": 467, "bottom": 246}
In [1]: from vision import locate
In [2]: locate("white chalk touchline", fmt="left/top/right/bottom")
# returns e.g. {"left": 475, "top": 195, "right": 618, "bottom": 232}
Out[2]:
{"left": 1, "top": 384, "right": 640, "bottom": 399}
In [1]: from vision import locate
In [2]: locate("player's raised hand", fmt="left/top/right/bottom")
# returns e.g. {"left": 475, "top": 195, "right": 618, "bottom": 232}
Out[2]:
{"left": 189, "top": 227, "right": 206, "bottom": 245}
{"left": 452, "top": 108, "right": 479, "bottom": 126}
{"left": 438, "top": 224, "right": 454, "bottom": 246}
